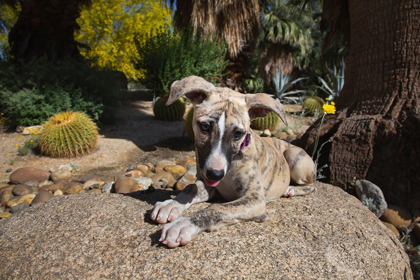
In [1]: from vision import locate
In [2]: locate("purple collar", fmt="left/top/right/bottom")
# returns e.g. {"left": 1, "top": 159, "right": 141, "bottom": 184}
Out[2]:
{"left": 240, "top": 133, "right": 251, "bottom": 150}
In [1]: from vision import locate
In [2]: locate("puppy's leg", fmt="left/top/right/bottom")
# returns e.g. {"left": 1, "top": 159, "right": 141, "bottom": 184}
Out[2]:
{"left": 150, "top": 180, "right": 216, "bottom": 224}
{"left": 159, "top": 190, "right": 266, "bottom": 248}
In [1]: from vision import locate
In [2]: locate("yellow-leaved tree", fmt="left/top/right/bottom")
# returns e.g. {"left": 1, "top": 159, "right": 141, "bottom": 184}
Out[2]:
{"left": 0, "top": 4, "right": 20, "bottom": 60}
{"left": 76, "top": 0, "right": 171, "bottom": 80}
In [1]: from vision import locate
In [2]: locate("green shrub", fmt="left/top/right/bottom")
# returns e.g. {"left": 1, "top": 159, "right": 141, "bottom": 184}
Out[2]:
{"left": 0, "top": 57, "right": 122, "bottom": 127}
{"left": 134, "top": 26, "right": 228, "bottom": 96}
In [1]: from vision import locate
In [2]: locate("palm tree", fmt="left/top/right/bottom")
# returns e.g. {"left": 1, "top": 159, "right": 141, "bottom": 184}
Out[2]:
{"left": 1, "top": 0, "right": 91, "bottom": 63}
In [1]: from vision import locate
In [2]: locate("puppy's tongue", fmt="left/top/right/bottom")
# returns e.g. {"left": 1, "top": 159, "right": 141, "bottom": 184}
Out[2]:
{"left": 203, "top": 177, "right": 220, "bottom": 187}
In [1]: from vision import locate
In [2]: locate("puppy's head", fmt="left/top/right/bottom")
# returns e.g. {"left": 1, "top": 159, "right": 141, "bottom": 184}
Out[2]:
{"left": 167, "top": 76, "right": 287, "bottom": 187}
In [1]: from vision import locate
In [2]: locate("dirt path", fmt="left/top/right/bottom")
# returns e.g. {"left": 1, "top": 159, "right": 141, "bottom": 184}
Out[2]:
{"left": 0, "top": 91, "right": 195, "bottom": 183}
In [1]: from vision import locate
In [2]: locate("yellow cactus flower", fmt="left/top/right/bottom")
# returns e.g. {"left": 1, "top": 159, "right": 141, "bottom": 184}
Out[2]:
{"left": 323, "top": 103, "right": 336, "bottom": 115}
{"left": 15, "top": 143, "right": 19, "bottom": 147}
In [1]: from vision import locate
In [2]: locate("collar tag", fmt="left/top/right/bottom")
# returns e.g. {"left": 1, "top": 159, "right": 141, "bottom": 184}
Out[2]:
{"left": 240, "top": 133, "right": 251, "bottom": 150}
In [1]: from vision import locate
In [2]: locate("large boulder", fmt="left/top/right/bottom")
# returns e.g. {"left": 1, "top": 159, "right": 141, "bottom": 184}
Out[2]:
{"left": 0, "top": 183, "right": 412, "bottom": 279}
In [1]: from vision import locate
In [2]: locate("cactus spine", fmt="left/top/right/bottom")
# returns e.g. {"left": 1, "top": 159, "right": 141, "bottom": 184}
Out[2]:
{"left": 251, "top": 111, "right": 280, "bottom": 131}
{"left": 303, "top": 96, "right": 325, "bottom": 116}
{"left": 39, "top": 111, "right": 98, "bottom": 157}
{"left": 153, "top": 97, "right": 186, "bottom": 121}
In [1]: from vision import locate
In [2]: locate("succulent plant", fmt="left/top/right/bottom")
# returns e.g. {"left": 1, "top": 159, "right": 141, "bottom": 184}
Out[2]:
{"left": 303, "top": 96, "right": 325, "bottom": 116}
{"left": 184, "top": 107, "right": 195, "bottom": 141}
{"left": 251, "top": 111, "right": 280, "bottom": 131}
{"left": 39, "top": 111, "right": 98, "bottom": 157}
{"left": 153, "top": 97, "right": 186, "bottom": 121}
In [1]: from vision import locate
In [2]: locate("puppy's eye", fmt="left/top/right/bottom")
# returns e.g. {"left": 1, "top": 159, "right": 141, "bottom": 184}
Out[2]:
{"left": 234, "top": 130, "right": 245, "bottom": 140}
{"left": 200, "top": 122, "right": 210, "bottom": 133}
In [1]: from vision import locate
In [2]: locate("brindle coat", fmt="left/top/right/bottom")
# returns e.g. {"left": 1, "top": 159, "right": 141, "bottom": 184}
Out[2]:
{"left": 150, "top": 76, "right": 316, "bottom": 248}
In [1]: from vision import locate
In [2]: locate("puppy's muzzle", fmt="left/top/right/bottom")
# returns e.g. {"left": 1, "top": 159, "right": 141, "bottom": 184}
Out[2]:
{"left": 206, "top": 168, "right": 225, "bottom": 182}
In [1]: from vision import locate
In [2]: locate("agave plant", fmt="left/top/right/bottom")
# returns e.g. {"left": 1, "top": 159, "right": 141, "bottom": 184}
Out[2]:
{"left": 317, "top": 58, "right": 345, "bottom": 101}
{"left": 272, "top": 67, "right": 307, "bottom": 104}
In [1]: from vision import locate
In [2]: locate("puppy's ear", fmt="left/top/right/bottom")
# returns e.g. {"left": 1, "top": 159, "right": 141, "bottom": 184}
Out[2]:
{"left": 245, "top": 93, "right": 288, "bottom": 125}
{"left": 167, "top": 76, "right": 215, "bottom": 106}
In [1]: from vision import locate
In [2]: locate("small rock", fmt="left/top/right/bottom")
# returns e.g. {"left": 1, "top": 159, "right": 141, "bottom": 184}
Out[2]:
{"left": 7, "top": 194, "right": 36, "bottom": 208}
{"left": 145, "top": 163, "right": 155, "bottom": 172}
{"left": 102, "top": 182, "right": 114, "bottom": 193}
{"left": 261, "top": 129, "right": 271, "bottom": 137}
{"left": 273, "top": 131, "right": 289, "bottom": 139}
{"left": 150, "top": 172, "right": 176, "bottom": 189}
{"left": 40, "top": 182, "right": 65, "bottom": 193}
{"left": 63, "top": 182, "right": 84, "bottom": 195}
{"left": 76, "top": 175, "right": 104, "bottom": 183}
{"left": 176, "top": 157, "right": 196, "bottom": 168}
{"left": 0, "top": 212, "right": 11, "bottom": 219}
{"left": 155, "top": 160, "right": 176, "bottom": 173}
{"left": 175, "top": 170, "right": 197, "bottom": 191}
{"left": 6, "top": 168, "right": 12, "bottom": 173}
{"left": 9, "top": 167, "right": 50, "bottom": 184}
{"left": 12, "top": 184, "right": 33, "bottom": 196}
{"left": 355, "top": 179, "right": 388, "bottom": 218}
{"left": 50, "top": 170, "right": 72, "bottom": 182}
{"left": 32, "top": 191, "right": 54, "bottom": 205}
{"left": 380, "top": 204, "right": 412, "bottom": 230}
{"left": 24, "top": 181, "right": 39, "bottom": 188}
{"left": 135, "top": 165, "right": 150, "bottom": 175}
{"left": 114, "top": 176, "right": 141, "bottom": 194}
{"left": 10, "top": 202, "right": 29, "bottom": 214}
{"left": 49, "top": 164, "right": 73, "bottom": 174}
{"left": 285, "top": 128, "right": 294, "bottom": 136}
{"left": 124, "top": 170, "right": 144, "bottom": 178}
{"left": 285, "top": 135, "right": 296, "bottom": 143}
{"left": 54, "top": 190, "right": 63, "bottom": 196}
{"left": 38, "top": 180, "right": 53, "bottom": 188}
{"left": 382, "top": 221, "right": 400, "bottom": 238}
{"left": 133, "top": 177, "right": 152, "bottom": 189}
{"left": 164, "top": 165, "right": 187, "bottom": 180}
{"left": 0, "top": 188, "right": 13, "bottom": 207}
{"left": 83, "top": 180, "right": 104, "bottom": 190}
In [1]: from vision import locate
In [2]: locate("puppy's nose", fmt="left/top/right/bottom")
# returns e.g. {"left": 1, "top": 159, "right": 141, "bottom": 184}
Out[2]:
{"left": 206, "top": 168, "right": 225, "bottom": 182}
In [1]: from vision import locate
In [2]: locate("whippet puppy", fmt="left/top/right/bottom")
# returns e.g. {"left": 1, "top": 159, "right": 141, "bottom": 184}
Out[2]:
{"left": 150, "top": 76, "right": 316, "bottom": 248}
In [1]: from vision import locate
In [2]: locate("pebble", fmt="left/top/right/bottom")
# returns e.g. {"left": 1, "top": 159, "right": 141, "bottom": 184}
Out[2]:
{"left": 6, "top": 168, "right": 12, "bottom": 173}
{"left": 54, "top": 190, "right": 63, "bottom": 196}
{"left": 135, "top": 165, "right": 150, "bottom": 175}
{"left": 49, "top": 164, "right": 73, "bottom": 173}
{"left": 102, "top": 182, "right": 114, "bottom": 193}
{"left": 261, "top": 129, "right": 271, "bottom": 137}
{"left": 382, "top": 221, "right": 400, "bottom": 238}
{"left": 0, "top": 212, "right": 11, "bottom": 219}
{"left": 114, "top": 176, "right": 142, "bottom": 194}
{"left": 83, "top": 180, "right": 104, "bottom": 190}
{"left": 12, "top": 184, "right": 33, "bottom": 196}
{"left": 0, "top": 189, "right": 14, "bottom": 206}
{"left": 150, "top": 172, "right": 176, "bottom": 189}
{"left": 176, "top": 157, "right": 196, "bottom": 168}
{"left": 32, "top": 191, "right": 54, "bottom": 205}
{"left": 76, "top": 175, "right": 104, "bottom": 183}
{"left": 275, "top": 131, "right": 289, "bottom": 139}
{"left": 133, "top": 177, "right": 152, "bottom": 189}
{"left": 380, "top": 204, "right": 412, "bottom": 230}
{"left": 155, "top": 160, "right": 176, "bottom": 173}
{"left": 24, "top": 181, "right": 39, "bottom": 188}
{"left": 10, "top": 202, "right": 29, "bottom": 214}
{"left": 21, "top": 125, "right": 43, "bottom": 135}
{"left": 7, "top": 194, "right": 36, "bottom": 208}
{"left": 87, "top": 189, "right": 102, "bottom": 194}
{"left": 40, "top": 182, "right": 65, "bottom": 193}
{"left": 355, "top": 179, "right": 387, "bottom": 218}
{"left": 50, "top": 170, "right": 72, "bottom": 182}
{"left": 163, "top": 165, "right": 187, "bottom": 180}
{"left": 38, "top": 180, "right": 53, "bottom": 188}
{"left": 9, "top": 167, "right": 50, "bottom": 184}
{"left": 63, "top": 183, "right": 84, "bottom": 195}
{"left": 124, "top": 170, "right": 144, "bottom": 178}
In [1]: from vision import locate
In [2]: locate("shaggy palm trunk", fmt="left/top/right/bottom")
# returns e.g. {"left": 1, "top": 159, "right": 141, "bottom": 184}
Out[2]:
{"left": 301, "top": 0, "right": 420, "bottom": 207}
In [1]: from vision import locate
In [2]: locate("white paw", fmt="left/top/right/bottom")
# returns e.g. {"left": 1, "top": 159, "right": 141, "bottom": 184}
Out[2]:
{"left": 160, "top": 218, "right": 200, "bottom": 248}
{"left": 150, "top": 199, "right": 185, "bottom": 224}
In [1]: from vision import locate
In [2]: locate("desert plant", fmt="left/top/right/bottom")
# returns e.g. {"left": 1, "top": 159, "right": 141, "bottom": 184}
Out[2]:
{"left": 302, "top": 96, "right": 325, "bottom": 116}
{"left": 134, "top": 26, "right": 228, "bottom": 96}
{"left": 39, "top": 111, "right": 98, "bottom": 157}
{"left": 17, "top": 136, "right": 39, "bottom": 156}
{"left": 272, "top": 68, "right": 307, "bottom": 104}
{"left": 251, "top": 111, "right": 281, "bottom": 131}
{"left": 153, "top": 97, "right": 186, "bottom": 121}
{"left": 317, "top": 58, "right": 345, "bottom": 101}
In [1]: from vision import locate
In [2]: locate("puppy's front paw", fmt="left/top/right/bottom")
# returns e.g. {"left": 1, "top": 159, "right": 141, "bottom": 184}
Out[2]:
{"left": 150, "top": 199, "right": 185, "bottom": 224}
{"left": 160, "top": 218, "right": 200, "bottom": 248}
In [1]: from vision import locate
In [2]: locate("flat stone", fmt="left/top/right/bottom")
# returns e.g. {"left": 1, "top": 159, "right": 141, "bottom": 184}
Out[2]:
{"left": 0, "top": 188, "right": 14, "bottom": 206}
{"left": 9, "top": 167, "right": 50, "bottom": 184}
{"left": 87, "top": 189, "right": 102, "bottom": 194}
{"left": 24, "top": 181, "right": 39, "bottom": 188}
{"left": 21, "top": 125, "right": 42, "bottom": 135}
{"left": 102, "top": 182, "right": 114, "bottom": 193}
{"left": 40, "top": 182, "right": 65, "bottom": 193}
{"left": 32, "top": 191, "right": 54, "bottom": 205}
{"left": 53, "top": 190, "right": 63, "bottom": 196}
{"left": 12, "top": 184, "right": 33, "bottom": 196}
{"left": 75, "top": 175, "right": 104, "bottom": 184}
{"left": 7, "top": 194, "right": 36, "bottom": 208}
{"left": 0, "top": 212, "right": 11, "bottom": 219}
{"left": 49, "top": 164, "right": 73, "bottom": 173}
{"left": 150, "top": 172, "right": 176, "bottom": 189}
{"left": 10, "top": 202, "right": 29, "bottom": 214}
{"left": 83, "top": 180, "right": 104, "bottom": 190}
{"left": 176, "top": 157, "right": 196, "bottom": 168}
{"left": 38, "top": 180, "right": 53, "bottom": 188}
{"left": 124, "top": 170, "right": 144, "bottom": 178}
{"left": 133, "top": 177, "right": 152, "bottom": 190}
{"left": 155, "top": 160, "right": 176, "bottom": 173}
{"left": 175, "top": 165, "right": 197, "bottom": 191}
{"left": 0, "top": 184, "right": 412, "bottom": 279}
{"left": 135, "top": 165, "right": 150, "bottom": 175}
{"left": 380, "top": 204, "right": 412, "bottom": 230}
{"left": 382, "top": 221, "right": 400, "bottom": 238}
{"left": 355, "top": 179, "right": 388, "bottom": 217}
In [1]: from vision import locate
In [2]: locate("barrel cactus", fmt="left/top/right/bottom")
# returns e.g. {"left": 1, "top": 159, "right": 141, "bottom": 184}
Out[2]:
{"left": 39, "top": 111, "right": 98, "bottom": 157}
{"left": 184, "top": 107, "right": 195, "bottom": 141}
{"left": 251, "top": 111, "right": 281, "bottom": 131}
{"left": 153, "top": 97, "right": 186, "bottom": 121}
{"left": 303, "top": 96, "right": 325, "bottom": 116}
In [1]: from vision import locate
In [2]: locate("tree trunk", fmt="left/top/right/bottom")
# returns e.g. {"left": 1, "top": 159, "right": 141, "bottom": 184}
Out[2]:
{"left": 301, "top": 0, "right": 420, "bottom": 207}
